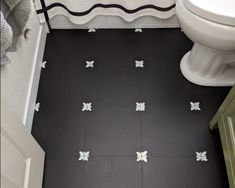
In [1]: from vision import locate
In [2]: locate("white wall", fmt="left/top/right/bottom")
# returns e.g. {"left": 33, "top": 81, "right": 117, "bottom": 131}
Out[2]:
{"left": 1, "top": 7, "right": 47, "bottom": 132}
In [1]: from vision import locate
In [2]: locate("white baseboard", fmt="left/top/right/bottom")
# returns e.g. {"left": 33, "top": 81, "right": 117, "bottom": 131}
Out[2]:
{"left": 23, "top": 24, "right": 47, "bottom": 132}
{"left": 50, "top": 15, "right": 179, "bottom": 29}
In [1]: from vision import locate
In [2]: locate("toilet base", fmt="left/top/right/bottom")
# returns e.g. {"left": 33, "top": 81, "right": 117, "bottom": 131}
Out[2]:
{"left": 180, "top": 51, "right": 235, "bottom": 87}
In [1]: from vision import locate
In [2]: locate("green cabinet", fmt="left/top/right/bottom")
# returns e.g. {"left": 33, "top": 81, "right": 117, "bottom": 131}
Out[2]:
{"left": 210, "top": 86, "right": 235, "bottom": 188}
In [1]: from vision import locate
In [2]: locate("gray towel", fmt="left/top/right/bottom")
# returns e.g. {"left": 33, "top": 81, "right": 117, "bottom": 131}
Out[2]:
{"left": 1, "top": 0, "right": 32, "bottom": 65}
{"left": 1, "top": 12, "right": 13, "bottom": 65}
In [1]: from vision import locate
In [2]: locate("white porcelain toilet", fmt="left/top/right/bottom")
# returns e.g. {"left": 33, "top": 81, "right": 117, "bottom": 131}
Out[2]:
{"left": 176, "top": 0, "right": 235, "bottom": 86}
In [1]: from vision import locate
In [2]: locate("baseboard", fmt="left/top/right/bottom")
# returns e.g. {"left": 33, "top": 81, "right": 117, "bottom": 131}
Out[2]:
{"left": 23, "top": 24, "right": 47, "bottom": 132}
{"left": 50, "top": 15, "right": 179, "bottom": 29}
{"left": 51, "top": 23, "right": 179, "bottom": 29}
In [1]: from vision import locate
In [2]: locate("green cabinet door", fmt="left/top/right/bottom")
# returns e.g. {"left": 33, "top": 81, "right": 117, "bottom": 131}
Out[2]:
{"left": 219, "top": 99, "right": 235, "bottom": 188}
{"left": 210, "top": 86, "right": 235, "bottom": 188}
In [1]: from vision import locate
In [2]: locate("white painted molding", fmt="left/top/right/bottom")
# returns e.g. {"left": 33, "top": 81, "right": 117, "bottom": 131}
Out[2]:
{"left": 50, "top": 15, "right": 179, "bottom": 29}
{"left": 23, "top": 24, "right": 47, "bottom": 132}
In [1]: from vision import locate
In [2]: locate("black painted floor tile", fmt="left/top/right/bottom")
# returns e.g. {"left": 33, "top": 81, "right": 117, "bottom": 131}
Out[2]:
{"left": 193, "top": 87, "right": 231, "bottom": 154}
{"left": 83, "top": 157, "right": 142, "bottom": 188}
{"left": 86, "top": 108, "right": 141, "bottom": 156}
{"left": 33, "top": 109, "right": 86, "bottom": 155}
{"left": 138, "top": 62, "right": 201, "bottom": 113}
{"left": 43, "top": 156, "right": 83, "bottom": 188}
{"left": 196, "top": 122, "right": 223, "bottom": 155}
{"left": 201, "top": 154, "right": 230, "bottom": 188}
{"left": 113, "top": 29, "right": 193, "bottom": 64}
{"left": 81, "top": 63, "right": 142, "bottom": 103}
{"left": 143, "top": 157, "right": 203, "bottom": 188}
{"left": 141, "top": 111, "right": 199, "bottom": 156}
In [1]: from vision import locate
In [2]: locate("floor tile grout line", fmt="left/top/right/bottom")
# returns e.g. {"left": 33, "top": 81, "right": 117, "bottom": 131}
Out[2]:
{"left": 139, "top": 65, "right": 144, "bottom": 153}
{"left": 141, "top": 162, "right": 144, "bottom": 188}
{"left": 193, "top": 112, "right": 206, "bottom": 172}
{"left": 46, "top": 154, "right": 212, "bottom": 159}
{"left": 81, "top": 113, "right": 88, "bottom": 188}
{"left": 140, "top": 112, "right": 143, "bottom": 151}
{"left": 194, "top": 113, "right": 203, "bottom": 149}
{"left": 89, "top": 155, "right": 137, "bottom": 158}
{"left": 139, "top": 112, "right": 144, "bottom": 188}
{"left": 191, "top": 92, "right": 207, "bottom": 152}
{"left": 83, "top": 113, "right": 88, "bottom": 150}
{"left": 81, "top": 162, "right": 85, "bottom": 188}
{"left": 46, "top": 154, "right": 203, "bottom": 158}
{"left": 189, "top": 94, "right": 207, "bottom": 185}
{"left": 139, "top": 66, "right": 144, "bottom": 188}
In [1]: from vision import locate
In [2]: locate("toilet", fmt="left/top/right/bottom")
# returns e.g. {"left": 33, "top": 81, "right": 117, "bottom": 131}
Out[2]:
{"left": 176, "top": 0, "right": 235, "bottom": 86}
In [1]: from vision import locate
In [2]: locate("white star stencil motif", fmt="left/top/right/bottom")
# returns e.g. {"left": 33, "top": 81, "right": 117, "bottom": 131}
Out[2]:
{"left": 135, "top": 60, "right": 144, "bottom": 68}
{"left": 79, "top": 151, "right": 90, "bottom": 161}
{"left": 34, "top": 102, "right": 40, "bottom": 112}
{"left": 41, "top": 61, "right": 47, "bottom": 68}
{"left": 136, "top": 102, "right": 145, "bottom": 111}
{"left": 86, "top": 60, "right": 94, "bottom": 68}
{"left": 88, "top": 28, "right": 96, "bottom": 32}
{"left": 190, "top": 102, "right": 201, "bottom": 111}
{"left": 137, "top": 151, "right": 148, "bottom": 162}
{"left": 196, "top": 151, "right": 208, "bottom": 161}
{"left": 82, "top": 102, "right": 92, "bottom": 111}
{"left": 135, "top": 28, "right": 142, "bottom": 32}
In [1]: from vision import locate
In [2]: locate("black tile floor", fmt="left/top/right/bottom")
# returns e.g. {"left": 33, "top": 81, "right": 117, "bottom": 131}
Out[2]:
{"left": 32, "top": 29, "right": 231, "bottom": 188}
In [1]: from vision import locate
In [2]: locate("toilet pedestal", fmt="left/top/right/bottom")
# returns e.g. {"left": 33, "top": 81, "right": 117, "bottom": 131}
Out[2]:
{"left": 180, "top": 43, "right": 235, "bottom": 86}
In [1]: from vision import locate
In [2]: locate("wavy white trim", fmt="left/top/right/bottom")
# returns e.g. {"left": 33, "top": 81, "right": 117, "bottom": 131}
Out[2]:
{"left": 36, "top": 3, "right": 176, "bottom": 25}
{"left": 49, "top": 14, "right": 179, "bottom": 29}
